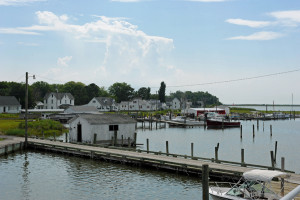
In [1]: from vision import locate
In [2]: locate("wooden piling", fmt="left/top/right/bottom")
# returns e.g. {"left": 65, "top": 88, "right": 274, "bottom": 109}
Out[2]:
{"left": 146, "top": 138, "right": 149, "bottom": 153}
{"left": 241, "top": 148, "right": 245, "bottom": 167}
{"left": 252, "top": 124, "right": 255, "bottom": 138}
{"left": 94, "top": 133, "right": 97, "bottom": 144}
{"left": 257, "top": 119, "right": 259, "bottom": 130}
{"left": 263, "top": 122, "right": 264, "bottom": 132}
{"left": 202, "top": 164, "right": 209, "bottom": 200}
{"left": 134, "top": 132, "right": 137, "bottom": 146}
{"left": 121, "top": 135, "right": 124, "bottom": 146}
{"left": 274, "top": 141, "right": 278, "bottom": 163}
{"left": 191, "top": 143, "right": 194, "bottom": 158}
{"left": 281, "top": 157, "right": 285, "bottom": 196}
{"left": 128, "top": 137, "right": 131, "bottom": 147}
{"left": 114, "top": 130, "right": 118, "bottom": 146}
{"left": 270, "top": 125, "right": 272, "bottom": 137}
{"left": 215, "top": 147, "right": 219, "bottom": 163}
{"left": 240, "top": 125, "right": 243, "bottom": 139}
{"left": 166, "top": 141, "right": 169, "bottom": 156}
{"left": 270, "top": 151, "right": 275, "bottom": 169}
{"left": 65, "top": 132, "right": 68, "bottom": 143}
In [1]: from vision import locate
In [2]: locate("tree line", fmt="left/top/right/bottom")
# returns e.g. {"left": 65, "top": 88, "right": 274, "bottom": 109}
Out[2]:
{"left": 0, "top": 80, "right": 221, "bottom": 109}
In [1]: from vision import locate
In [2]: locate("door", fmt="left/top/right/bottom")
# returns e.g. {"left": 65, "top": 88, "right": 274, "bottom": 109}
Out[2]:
{"left": 77, "top": 124, "right": 82, "bottom": 142}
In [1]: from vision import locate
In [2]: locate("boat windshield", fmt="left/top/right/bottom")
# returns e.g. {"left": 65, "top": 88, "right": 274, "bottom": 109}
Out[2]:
{"left": 226, "top": 180, "right": 279, "bottom": 199}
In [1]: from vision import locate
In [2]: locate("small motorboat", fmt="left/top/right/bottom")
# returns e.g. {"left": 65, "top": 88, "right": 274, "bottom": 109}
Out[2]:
{"left": 209, "top": 169, "right": 290, "bottom": 200}
{"left": 206, "top": 118, "right": 240, "bottom": 128}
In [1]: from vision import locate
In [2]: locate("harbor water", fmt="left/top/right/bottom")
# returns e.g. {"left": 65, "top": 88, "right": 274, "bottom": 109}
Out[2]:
{"left": 1, "top": 119, "right": 300, "bottom": 199}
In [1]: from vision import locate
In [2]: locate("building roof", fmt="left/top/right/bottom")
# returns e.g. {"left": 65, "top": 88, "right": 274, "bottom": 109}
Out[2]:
{"left": 0, "top": 96, "right": 21, "bottom": 106}
{"left": 94, "top": 97, "right": 115, "bottom": 106}
{"left": 44, "top": 92, "right": 74, "bottom": 100}
{"left": 70, "top": 113, "right": 136, "bottom": 125}
{"left": 64, "top": 106, "right": 99, "bottom": 114}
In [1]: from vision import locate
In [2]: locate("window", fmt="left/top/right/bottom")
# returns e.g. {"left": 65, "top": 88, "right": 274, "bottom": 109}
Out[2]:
{"left": 51, "top": 99, "right": 53, "bottom": 104}
{"left": 93, "top": 100, "right": 96, "bottom": 103}
{"left": 109, "top": 125, "right": 119, "bottom": 131}
{"left": 70, "top": 100, "right": 72, "bottom": 104}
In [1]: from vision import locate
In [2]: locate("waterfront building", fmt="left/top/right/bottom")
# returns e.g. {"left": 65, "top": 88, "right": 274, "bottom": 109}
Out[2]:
{"left": 68, "top": 114, "right": 137, "bottom": 144}
{"left": 0, "top": 96, "right": 21, "bottom": 114}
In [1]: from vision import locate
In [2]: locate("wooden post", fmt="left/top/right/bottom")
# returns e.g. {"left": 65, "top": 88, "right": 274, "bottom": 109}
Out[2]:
{"left": 134, "top": 132, "right": 137, "bottom": 146}
{"left": 215, "top": 147, "right": 219, "bottom": 163}
{"left": 111, "top": 136, "right": 114, "bottom": 146}
{"left": 274, "top": 141, "right": 278, "bottom": 163}
{"left": 270, "top": 125, "right": 272, "bottom": 137}
{"left": 281, "top": 157, "right": 285, "bottom": 196}
{"left": 202, "top": 164, "right": 209, "bottom": 200}
{"left": 252, "top": 124, "right": 255, "bottom": 138}
{"left": 241, "top": 148, "right": 245, "bottom": 166}
{"left": 146, "top": 138, "right": 149, "bottom": 153}
{"left": 216, "top": 143, "right": 219, "bottom": 150}
{"left": 166, "top": 141, "right": 169, "bottom": 156}
{"left": 240, "top": 125, "right": 243, "bottom": 139}
{"left": 114, "top": 130, "right": 117, "bottom": 146}
{"left": 93, "top": 133, "right": 97, "bottom": 145}
{"left": 65, "top": 132, "right": 68, "bottom": 143}
{"left": 121, "top": 135, "right": 124, "bottom": 146}
{"left": 257, "top": 119, "right": 259, "bottom": 130}
{"left": 263, "top": 122, "right": 264, "bottom": 132}
{"left": 270, "top": 151, "right": 275, "bottom": 169}
{"left": 128, "top": 137, "right": 131, "bottom": 147}
{"left": 191, "top": 143, "right": 194, "bottom": 157}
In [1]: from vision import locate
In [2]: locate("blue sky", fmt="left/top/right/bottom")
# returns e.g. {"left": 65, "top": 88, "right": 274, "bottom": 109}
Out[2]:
{"left": 0, "top": 0, "right": 300, "bottom": 104}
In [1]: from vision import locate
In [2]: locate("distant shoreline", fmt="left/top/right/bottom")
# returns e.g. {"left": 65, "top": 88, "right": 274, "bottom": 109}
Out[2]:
{"left": 224, "top": 104, "right": 300, "bottom": 107}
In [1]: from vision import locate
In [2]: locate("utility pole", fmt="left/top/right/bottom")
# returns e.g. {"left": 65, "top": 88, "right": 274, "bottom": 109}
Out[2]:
{"left": 25, "top": 72, "right": 35, "bottom": 148}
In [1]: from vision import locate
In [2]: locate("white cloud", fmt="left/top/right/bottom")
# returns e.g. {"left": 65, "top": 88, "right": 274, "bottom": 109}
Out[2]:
{"left": 227, "top": 31, "right": 283, "bottom": 40}
{"left": 226, "top": 19, "right": 272, "bottom": 28}
{"left": 13, "top": 11, "right": 174, "bottom": 84}
{"left": 269, "top": 10, "right": 300, "bottom": 26}
{"left": 57, "top": 56, "right": 72, "bottom": 67}
{"left": 0, "top": 0, "right": 45, "bottom": 6}
{"left": 0, "top": 28, "right": 40, "bottom": 35}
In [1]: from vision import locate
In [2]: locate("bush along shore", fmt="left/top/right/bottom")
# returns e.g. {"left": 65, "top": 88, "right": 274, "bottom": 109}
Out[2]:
{"left": 0, "top": 117, "right": 68, "bottom": 139}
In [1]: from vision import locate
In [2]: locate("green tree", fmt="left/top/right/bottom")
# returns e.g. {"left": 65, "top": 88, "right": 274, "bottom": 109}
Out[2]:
{"left": 61, "top": 81, "right": 87, "bottom": 105}
{"left": 31, "top": 81, "right": 52, "bottom": 102}
{"left": 158, "top": 81, "right": 166, "bottom": 103}
{"left": 108, "top": 82, "right": 134, "bottom": 103}
{"left": 137, "top": 87, "right": 151, "bottom": 100}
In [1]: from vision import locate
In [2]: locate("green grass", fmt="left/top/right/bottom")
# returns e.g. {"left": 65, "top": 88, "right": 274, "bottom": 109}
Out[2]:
{"left": 0, "top": 119, "right": 68, "bottom": 138}
{"left": 0, "top": 114, "right": 20, "bottom": 119}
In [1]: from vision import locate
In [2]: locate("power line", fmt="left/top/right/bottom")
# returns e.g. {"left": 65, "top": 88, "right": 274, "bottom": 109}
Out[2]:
{"left": 164, "top": 68, "right": 300, "bottom": 88}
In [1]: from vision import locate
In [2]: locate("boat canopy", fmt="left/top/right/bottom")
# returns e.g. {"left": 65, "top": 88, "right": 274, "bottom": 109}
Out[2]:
{"left": 243, "top": 169, "right": 290, "bottom": 182}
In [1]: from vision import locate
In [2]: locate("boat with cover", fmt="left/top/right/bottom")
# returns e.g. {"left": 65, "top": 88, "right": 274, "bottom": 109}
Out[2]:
{"left": 209, "top": 169, "right": 291, "bottom": 200}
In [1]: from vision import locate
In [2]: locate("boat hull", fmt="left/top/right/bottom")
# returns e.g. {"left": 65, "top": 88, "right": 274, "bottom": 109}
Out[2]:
{"left": 206, "top": 119, "right": 240, "bottom": 128}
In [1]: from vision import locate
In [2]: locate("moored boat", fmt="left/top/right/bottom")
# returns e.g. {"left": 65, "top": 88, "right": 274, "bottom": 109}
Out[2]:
{"left": 209, "top": 169, "right": 291, "bottom": 200}
{"left": 206, "top": 118, "right": 240, "bottom": 128}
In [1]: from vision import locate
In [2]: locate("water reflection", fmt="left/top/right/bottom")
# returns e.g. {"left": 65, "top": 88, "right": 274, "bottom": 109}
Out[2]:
{"left": 0, "top": 151, "right": 203, "bottom": 200}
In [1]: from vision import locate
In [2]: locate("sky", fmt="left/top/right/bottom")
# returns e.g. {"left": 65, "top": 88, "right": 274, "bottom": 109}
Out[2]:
{"left": 0, "top": 0, "right": 300, "bottom": 104}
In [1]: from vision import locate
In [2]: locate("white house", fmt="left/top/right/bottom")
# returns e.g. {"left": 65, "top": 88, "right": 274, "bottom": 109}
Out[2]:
{"left": 87, "top": 97, "right": 119, "bottom": 112}
{"left": 0, "top": 96, "right": 21, "bottom": 114}
{"left": 44, "top": 92, "right": 74, "bottom": 109}
{"left": 171, "top": 98, "right": 181, "bottom": 110}
{"left": 119, "top": 99, "right": 152, "bottom": 111}
{"left": 68, "top": 114, "right": 137, "bottom": 145}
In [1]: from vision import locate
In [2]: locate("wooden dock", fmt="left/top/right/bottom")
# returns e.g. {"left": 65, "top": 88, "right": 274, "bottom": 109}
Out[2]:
{"left": 1, "top": 137, "right": 299, "bottom": 185}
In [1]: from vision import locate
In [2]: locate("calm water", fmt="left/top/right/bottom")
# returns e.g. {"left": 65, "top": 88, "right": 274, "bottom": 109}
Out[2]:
{"left": 229, "top": 105, "right": 300, "bottom": 111}
{"left": 0, "top": 151, "right": 203, "bottom": 200}
{"left": 136, "top": 119, "right": 300, "bottom": 173}
{"left": 1, "top": 119, "right": 299, "bottom": 200}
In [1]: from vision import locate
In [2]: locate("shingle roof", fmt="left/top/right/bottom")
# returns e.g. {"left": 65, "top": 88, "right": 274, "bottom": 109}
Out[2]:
{"left": 65, "top": 106, "right": 99, "bottom": 113}
{"left": 0, "top": 96, "right": 21, "bottom": 106}
{"left": 71, "top": 113, "right": 136, "bottom": 125}
{"left": 94, "top": 97, "right": 115, "bottom": 106}
{"left": 44, "top": 92, "right": 74, "bottom": 100}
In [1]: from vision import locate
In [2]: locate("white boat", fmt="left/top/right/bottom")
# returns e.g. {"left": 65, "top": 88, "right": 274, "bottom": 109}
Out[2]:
{"left": 171, "top": 116, "right": 204, "bottom": 125}
{"left": 209, "top": 169, "right": 290, "bottom": 200}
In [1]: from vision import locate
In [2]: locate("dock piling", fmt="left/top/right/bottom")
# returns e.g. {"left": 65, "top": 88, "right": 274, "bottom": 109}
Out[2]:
{"left": 146, "top": 138, "right": 149, "bottom": 153}
{"left": 202, "top": 164, "right": 209, "bottom": 200}
{"left": 270, "top": 125, "right": 273, "bottom": 137}
{"left": 191, "top": 143, "right": 194, "bottom": 158}
{"left": 275, "top": 141, "right": 278, "bottom": 163}
{"left": 241, "top": 148, "right": 245, "bottom": 167}
{"left": 166, "top": 141, "right": 169, "bottom": 156}
{"left": 240, "top": 125, "right": 243, "bottom": 139}
{"left": 281, "top": 157, "right": 285, "bottom": 196}
{"left": 270, "top": 151, "right": 275, "bottom": 169}
{"left": 93, "top": 133, "right": 97, "bottom": 145}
